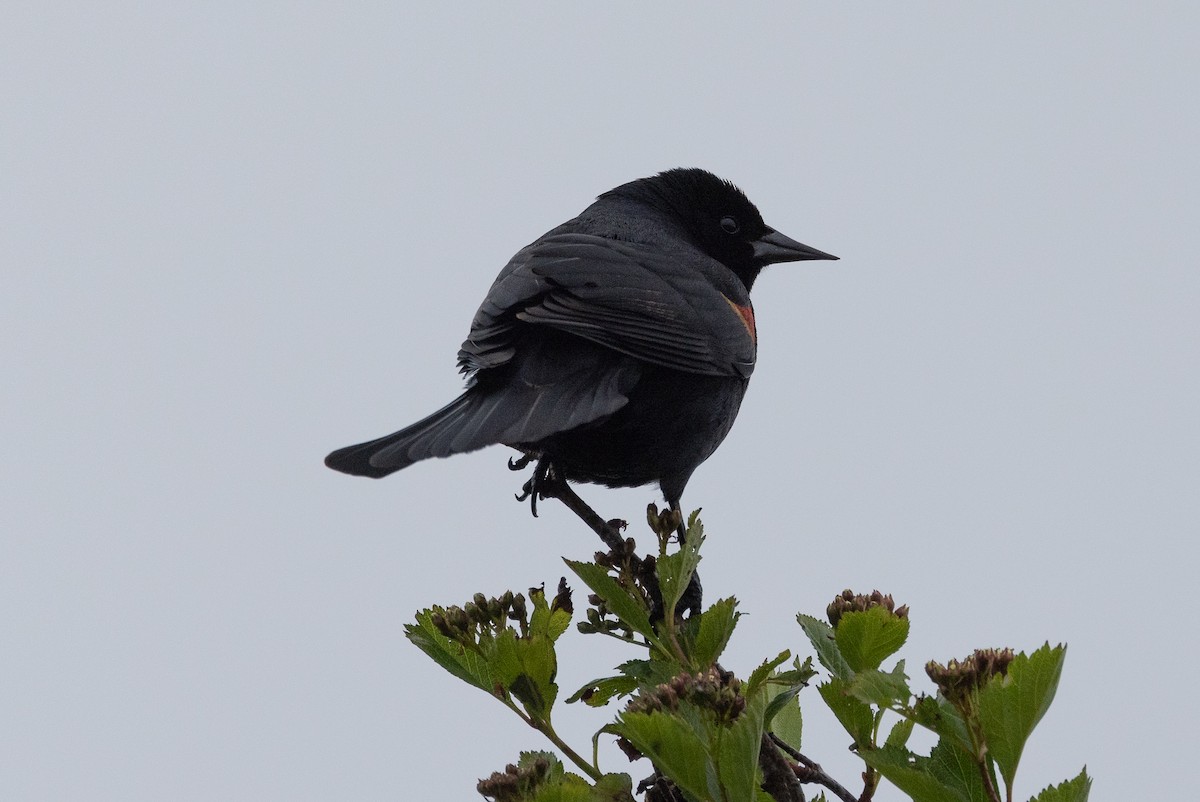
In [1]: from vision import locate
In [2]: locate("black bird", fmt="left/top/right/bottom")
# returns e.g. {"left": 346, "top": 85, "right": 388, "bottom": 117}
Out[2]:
{"left": 325, "top": 168, "right": 836, "bottom": 518}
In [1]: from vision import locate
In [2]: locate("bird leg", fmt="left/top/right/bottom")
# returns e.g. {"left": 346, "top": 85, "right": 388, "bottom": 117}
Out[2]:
{"left": 669, "top": 500, "right": 688, "bottom": 543}
{"left": 510, "top": 453, "right": 626, "bottom": 553}
{"left": 510, "top": 459, "right": 697, "bottom": 617}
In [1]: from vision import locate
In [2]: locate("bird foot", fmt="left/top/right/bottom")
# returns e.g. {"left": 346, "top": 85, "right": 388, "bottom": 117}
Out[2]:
{"left": 512, "top": 454, "right": 563, "bottom": 518}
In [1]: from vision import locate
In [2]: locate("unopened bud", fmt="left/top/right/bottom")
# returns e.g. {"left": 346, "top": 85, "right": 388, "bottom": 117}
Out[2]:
{"left": 827, "top": 589, "right": 906, "bottom": 627}
{"left": 430, "top": 612, "right": 452, "bottom": 638}
{"left": 926, "top": 647, "right": 1016, "bottom": 705}
{"left": 552, "top": 577, "right": 573, "bottom": 614}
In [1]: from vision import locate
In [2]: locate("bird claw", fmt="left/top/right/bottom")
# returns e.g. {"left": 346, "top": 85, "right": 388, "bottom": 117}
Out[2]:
{"left": 511, "top": 454, "right": 554, "bottom": 517}
{"left": 508, "top": 453, "right": 534, "bottom": 472}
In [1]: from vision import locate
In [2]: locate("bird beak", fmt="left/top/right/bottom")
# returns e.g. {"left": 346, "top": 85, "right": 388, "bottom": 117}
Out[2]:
{"left": 752, "top": 228, "right": 839, "bottom": 265}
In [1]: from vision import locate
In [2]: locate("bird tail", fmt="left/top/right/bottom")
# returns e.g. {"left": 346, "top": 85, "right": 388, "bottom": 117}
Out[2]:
{"left": 326, "top": 347, "right": 642, "bottom": 479}
{"left": 324, "top": 392, "right": 492, "bottom": 478}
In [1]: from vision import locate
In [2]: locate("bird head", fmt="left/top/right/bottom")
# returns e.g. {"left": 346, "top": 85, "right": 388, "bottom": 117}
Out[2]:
{"left": 601, "top": 167, "right": 837, "bottom": 291}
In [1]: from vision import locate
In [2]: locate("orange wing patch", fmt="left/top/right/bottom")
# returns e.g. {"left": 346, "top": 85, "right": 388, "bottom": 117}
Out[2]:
{"left": 722, "top": 295, "right": 757, "bottom": 343}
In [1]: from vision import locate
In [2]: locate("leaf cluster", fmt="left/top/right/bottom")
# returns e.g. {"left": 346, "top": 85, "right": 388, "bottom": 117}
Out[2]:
{"left": 799, "top": 597, "right": 1086, "bottom": 802}
{"left": 405, "top": 507, "right": 1089, "bottom": 802}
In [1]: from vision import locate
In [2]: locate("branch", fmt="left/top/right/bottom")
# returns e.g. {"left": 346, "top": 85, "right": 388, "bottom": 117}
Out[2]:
{"left": 760, "top": 734, "right": 806, "bottom": 802}
{"left": 769, "top": 734, "right": 860, "bottom": 802}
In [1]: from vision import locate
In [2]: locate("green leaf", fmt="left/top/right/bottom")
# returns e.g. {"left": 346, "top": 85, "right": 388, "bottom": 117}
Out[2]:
{"left": 765, "top": 679, "right": 803, "bottom": 752}
{"left": 404, "top": 612, "right": 494, "bottom": 693}
{"left": 885, "top": 716, "right": 915, "bottom": 749}
{"left": 772, "top": 657, "right": 817, "bottom": 688}
{"left": 588, "top": 773, "right": 636, "bottom": 802}
{"left": 566, "top": 673, "right": 640, "bottom": 707}
{"left": 528, "top": 586, "right": 573, "bottom": 643}
{"left": 624, "top": 657, "right": 674, "bottom": 680}
{"left": 566, "top": 659, "right": 666, "bottom": 707}
{"left": 656, "top": 531, "right": 704, "bottom": 618}
{"left": 911, "top": 695, "right": 973, "bottom": 755}
{"left": 834, "top": 606, "right": 910, "bottom": 673}
{"left": 689, "top": 596, "right": 739, "bottom": 668}
{"left": 613, "top": 711, "right": 713, "bottom": 802}
{"left": 817, "top": 678, "right": 874, "bottom": 746}
{"left": 797, "top": 614, "right": 853, "bottom": 680}
{"left": 845, "top": 661, "right": 911, "bottom": 708}
{"left": 565, "top": 560, "right": 660, "bottom": 648}
{"left": 717, "top": 691, "right": 767, "bottom": 802}
{"left": 1029, "top": 767, "right": 1091, "bottom": 802}
{"left": 859, "top": 745, "right": 969, "bottom": 802}
{"left": 617, "top": 657, "right": 680, "bottom": 691}
{"left": 977, "top": 643, "right": 1067, "bottom": 789}
{"left": 491, "top": 628, "right": 558, "bottom": 721}
{"left": 528, "top": 777, "right": 595, "bottom": 802}
{"left": 928, "top": 739, "right": 990, "bottom": 802}
{"left": 746, "top": 650, "right": 792, "bottom": 696}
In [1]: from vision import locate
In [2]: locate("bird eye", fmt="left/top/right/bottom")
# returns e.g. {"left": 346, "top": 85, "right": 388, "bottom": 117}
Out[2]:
{"left": 719, "top": 216, "right": 740, "bottom": 234}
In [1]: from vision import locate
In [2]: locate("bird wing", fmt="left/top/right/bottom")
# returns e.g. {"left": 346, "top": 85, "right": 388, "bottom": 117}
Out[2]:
{"left": 457, "top": 233, "right": 757, "bottom": 379}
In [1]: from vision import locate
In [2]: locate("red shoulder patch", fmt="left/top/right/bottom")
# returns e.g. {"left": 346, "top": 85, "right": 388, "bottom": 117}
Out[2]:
{"left": 722, "top": 295, "right": 756, "bottom": 343}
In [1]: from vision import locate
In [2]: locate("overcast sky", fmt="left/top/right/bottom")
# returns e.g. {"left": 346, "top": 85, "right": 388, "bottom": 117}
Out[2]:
{"left": 3, "top": 4, "right": 1197, "bottom": 800}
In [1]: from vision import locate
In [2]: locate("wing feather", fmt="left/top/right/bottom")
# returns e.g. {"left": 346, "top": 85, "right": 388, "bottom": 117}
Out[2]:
{"left": 457, "top": 233, "right": 755, "bottom": 378}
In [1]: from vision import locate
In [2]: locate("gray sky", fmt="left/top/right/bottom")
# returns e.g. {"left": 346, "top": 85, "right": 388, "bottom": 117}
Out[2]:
{"left": 3, "top": 4, "right": 1196, "bottom": 799}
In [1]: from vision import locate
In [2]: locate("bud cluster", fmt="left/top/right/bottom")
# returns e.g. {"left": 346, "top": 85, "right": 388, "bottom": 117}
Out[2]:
{"left": 476, "top": 755, "right": 551, "bottom": 802}
{"left": 826, "top": 589, "right": 910, "bottom": 627}
{"left": 577, "top": 591, "right": 634, "bottom": 638}
{"left": 591, "top": 534, "right": 641, "bottom": 572}
{"left": 925, "top": 647, "right": 1016, "bottom": 704}
{"left": 646, "top": 503, "right": 684, "bottom": 540}
{"left": 581, "top": 537, "right": 657, "bottom": 636}
{"left": 624, "top": 666, "right": 745, "bottom": 723}
{"left": 430, "top": 589, "right": 529, "bottom": 643}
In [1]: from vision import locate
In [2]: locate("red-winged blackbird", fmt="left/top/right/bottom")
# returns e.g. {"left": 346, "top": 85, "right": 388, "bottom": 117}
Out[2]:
{"left": 325, "top": 168, "right": 836, "bottom": 515}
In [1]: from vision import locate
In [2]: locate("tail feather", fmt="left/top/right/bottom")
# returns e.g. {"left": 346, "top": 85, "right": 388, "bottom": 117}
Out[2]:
{"left": 324, "top": 393, "right": 479, "bottom": 478}
{"left": 324, "top": 362, "right": 638, "bottom": 479}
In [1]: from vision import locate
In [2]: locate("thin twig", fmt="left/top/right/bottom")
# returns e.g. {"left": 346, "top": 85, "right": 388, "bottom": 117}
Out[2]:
{"left": 965, "top": 719, "right": 1003, "bottom": 802}
{"left": 769, "top": 734, "right": 859, "bottom": 802}
{"left": 502, "top": 698, "right": 603, "bottom": 782}
{"left": 976, "top": 753, "right": 1003, "bottom": 802}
